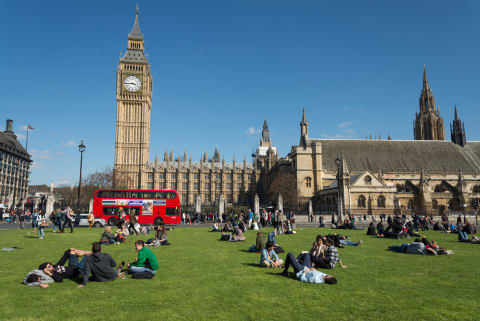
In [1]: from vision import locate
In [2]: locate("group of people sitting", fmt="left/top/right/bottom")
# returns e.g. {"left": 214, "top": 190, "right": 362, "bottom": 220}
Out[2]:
{"left": 366, "top": 216, "right": 420, "bottom": 239}
{"left": 100, "top": 224, "right": 155, "bottom": 245}
{"left": 23, "top": 240, "right": 159, "bottom": 288}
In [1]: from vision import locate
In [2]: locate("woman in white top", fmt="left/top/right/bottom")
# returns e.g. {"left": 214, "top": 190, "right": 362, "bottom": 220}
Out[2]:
{"left": 37, "top": 212, "right": 47, "bottom": 239}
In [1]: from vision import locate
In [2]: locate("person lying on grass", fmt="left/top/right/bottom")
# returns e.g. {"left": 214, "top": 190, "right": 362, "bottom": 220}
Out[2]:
{"left": 126, "top": 240, "right": 158, "bottom": 276}
{"left": 458, "top": 230, "right": 480, "bottom": 244}
{"left": 281, "top": 252, "right": 337, "bottom": 284}
{"left": 420, "top": 237, "right": 454, "bottom": 255}
{"left": 260, "top": 242, "right": 283, "bottom": 267}
{"left": 326, "top": 233, "right": 363, "bottom": 247}
{"left": 78, "top": 242, "right": 124, "bottom": 288}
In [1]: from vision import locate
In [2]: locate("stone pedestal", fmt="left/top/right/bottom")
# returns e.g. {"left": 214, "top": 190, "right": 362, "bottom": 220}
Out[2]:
{"left": 195, "top": 195, "right": 202, "bottom": 214}
{"left": 217, "top": 194, "right": 225, "bottom": 216}
{"left": 254, "top": 194, "right": 260, "bottom": 215}
{"left": 277, "top": 194, "right": 283, "bottom": 213}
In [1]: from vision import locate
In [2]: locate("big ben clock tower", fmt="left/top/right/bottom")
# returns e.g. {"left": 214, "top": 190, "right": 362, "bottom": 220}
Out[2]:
{"left": 114, "top": 5, "right": 152, "bottom": 189}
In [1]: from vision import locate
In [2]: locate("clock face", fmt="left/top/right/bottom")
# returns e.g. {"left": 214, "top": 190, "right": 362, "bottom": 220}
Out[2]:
{"left": 123, "top": 75, "right": 141, "bottom": 92}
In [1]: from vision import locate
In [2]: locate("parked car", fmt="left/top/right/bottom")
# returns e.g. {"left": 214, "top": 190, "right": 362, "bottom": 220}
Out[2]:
{"left": 78, "top": 214, "right": 106, "bottom": 227}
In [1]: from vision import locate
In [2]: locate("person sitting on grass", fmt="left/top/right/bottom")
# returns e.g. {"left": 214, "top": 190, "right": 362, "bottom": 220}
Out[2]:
{"left": 222, "top": 221, "right": 233, "bottom": 233}
{"left": 260, "top": 242, "right": 283, "bottom": 267}
{"left": 249, "top": 231, "right": 268, "bottom": 252}
{"left": 312, "top": 238, "right": 347, "bottom": 269}
{"left": 211, "top": 222, "right": 221, "bottom": 232}
{"left": 100, "top": 226, "right": 116, "bottom": 245}
{"left": 458, "top": 230, "right": 480, "bottom": 244}
{"left": 281, "top": 252, "right": 337, "bottom": 284}
{"left": 78, "top": 242, "right": 123, "bottom": 288}
{"left": 367, "top": 222, "right": 376, "bottom": 236}
{"left": 376, "top": 222, "right": 385, "bottom": 238}
{"left": 115, "top": 223, "right": 129, "bottom": 243}
{"left": 126, "top": 240, "right": 158, "bottom": 278}
{"left": 310, "top": 235, "right": 327, "bottom": 262}
{"left": 419, "top": 237, "right": 454, "bottom": 255}
{"left": 152, "top": 224, "right": 169, "bottom": 245}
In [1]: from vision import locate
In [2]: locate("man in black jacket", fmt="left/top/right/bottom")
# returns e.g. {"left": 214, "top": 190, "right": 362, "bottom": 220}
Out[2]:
{"left": 37, "top": 248, "right": 92, "bottom": 283}
{"left": 78, "top": 242, "right": 123, "bottom": 288}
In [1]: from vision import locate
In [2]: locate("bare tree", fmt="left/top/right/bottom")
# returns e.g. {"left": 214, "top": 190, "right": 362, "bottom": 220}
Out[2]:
{"left": 266, "top": 172, "right": 298, "bottom": 209}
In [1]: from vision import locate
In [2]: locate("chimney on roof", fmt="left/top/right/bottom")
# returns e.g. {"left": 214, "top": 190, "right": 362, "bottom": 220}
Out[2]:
{"left": 5, "top": 119, "right": 13, "bottom": 133}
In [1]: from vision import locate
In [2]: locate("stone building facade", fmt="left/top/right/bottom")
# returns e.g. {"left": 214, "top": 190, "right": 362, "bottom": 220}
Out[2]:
{"left": 0, "top": 120, "right": 31, "bottom": 207}
{"left": 113, "top": 7, "right": 278, "bottom": 207}
{"left": 275, "top": 69, "right": 480, "bottom": 216}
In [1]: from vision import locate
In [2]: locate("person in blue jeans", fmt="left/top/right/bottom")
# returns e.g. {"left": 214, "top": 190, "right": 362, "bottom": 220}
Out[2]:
{"left": 458, "top": 231, "right": 480, "bottom": 244}
{"left": 388, "top": 243, "right": 409, "bottom": 253}
{"left": 281, "top": 252, "right": 337, "bottom": 284}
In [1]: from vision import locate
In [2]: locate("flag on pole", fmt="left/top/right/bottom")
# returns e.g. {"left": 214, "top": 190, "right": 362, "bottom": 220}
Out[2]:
{"left": 27, "top": 125, "right": 34, "bottom": 130}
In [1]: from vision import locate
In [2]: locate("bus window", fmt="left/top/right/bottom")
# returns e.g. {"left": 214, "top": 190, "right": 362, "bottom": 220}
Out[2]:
{"left": 114, "top": 191, "right": 126, "bottom": 198}
{"left": 166, "top": 207, "right": 178, "bottom": 215}
{"left": 167, "top": 192, "right": 176, "bottom": 199}
{"left": 102, "top": 191, "right": 113, "bottom": 198}
{"left": 142, "top": 191, "right": 154, "bottom": 199}
{"left": 126, "top": 207, "right": 140, "bottom": 215}
{"left": 126, "top": 191, "right": 139, "bottom": 198}
{"left": 154, "top": 191, "right": 166, "bottom": 199}
{"left": 103, "top": 207, "right": 118, "bottom": 215}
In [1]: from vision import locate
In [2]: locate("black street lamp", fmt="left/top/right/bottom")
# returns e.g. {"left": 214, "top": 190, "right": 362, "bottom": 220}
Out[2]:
{"left": 76, "top": 141, "right": 86, "bottom": 220}
{"left": 335, "top": 154, "right": 344, "bottom": 224}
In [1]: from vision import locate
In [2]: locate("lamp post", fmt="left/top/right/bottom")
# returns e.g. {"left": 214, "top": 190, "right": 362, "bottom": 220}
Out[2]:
{"left": 76, "top": 141, "right": 86, "bottom": 218}
{"left": 463, "top": 203, "right": 467, "bottom": 224}
{"left": 335, "top": 154, "right": 344, "bottom": 224}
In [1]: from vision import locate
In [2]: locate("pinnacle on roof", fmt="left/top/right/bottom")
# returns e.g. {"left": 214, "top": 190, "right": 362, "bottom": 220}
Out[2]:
{"left": 128, "top": 3, "right": 143, "bottom": 40}
{"left": 301, "top": 108, "right": 307, "bottom": 123}
{"left": 423, "top": 65, "right": 430, "bottom": 91}
{"left": 454, "top": 105, "right": 459, "bottom": 121}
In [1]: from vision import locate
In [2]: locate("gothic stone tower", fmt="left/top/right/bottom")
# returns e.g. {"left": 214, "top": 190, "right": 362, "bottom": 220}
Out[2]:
{"left": 450, "top": 106, "right": 466, "bottom": 147}
{"left": 114, "top": 5, "right": 153, "bottom": 189}
{"left": 413, "top": 66, "right": 445, "bottom": 140}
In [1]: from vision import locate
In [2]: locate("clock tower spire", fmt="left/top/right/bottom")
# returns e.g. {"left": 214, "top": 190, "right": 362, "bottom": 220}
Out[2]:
{"left": 114, "top": 4, "right": 153, "bottom": 189}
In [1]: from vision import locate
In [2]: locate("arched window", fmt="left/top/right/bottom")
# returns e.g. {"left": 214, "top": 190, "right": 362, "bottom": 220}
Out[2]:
{"left": 377, "top": 195, "right": 386, "bottom": 208}
{"left": 305, "top": 177, "right": 312, "bottom": 188}
{"left": 407, "top": 199, "right": 413, "bottom": 209}
{"left": 432, "top": 199, "right": 438, "bottom": 209}
{"left": 434, "top": 185, "right": 443, "bottom": 193}
{"left": 396, "top": 184, "right": 403, "bottom": 192}
{"left": 364, "top": 175, "right": 372, "bottom": 185}
{"left": 357, "top": 195, "right": 366, "bottom": 208}
{"left": 473, "top": 185, "right": 480, "bottom": 193}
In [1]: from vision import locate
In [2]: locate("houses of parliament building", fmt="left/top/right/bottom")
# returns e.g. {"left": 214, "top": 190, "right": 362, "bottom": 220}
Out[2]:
{"left": 114, "top": 6, "right": 480, "bottom": 215}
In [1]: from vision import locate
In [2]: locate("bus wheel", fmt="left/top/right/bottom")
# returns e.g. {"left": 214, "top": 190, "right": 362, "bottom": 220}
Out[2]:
{"left": 108, "top": 218, "right": 117, "bottom": 226}
{"left": 93, "top": 222, "right": 102, "bottom": 228}
{"left": 154, "top": 217, "right": 163, "bottom": 225}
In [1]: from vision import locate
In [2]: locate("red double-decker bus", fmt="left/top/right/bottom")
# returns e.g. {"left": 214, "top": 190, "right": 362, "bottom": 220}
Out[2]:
{"left": 93, "top": 189, "right": 181, "bottom": 226}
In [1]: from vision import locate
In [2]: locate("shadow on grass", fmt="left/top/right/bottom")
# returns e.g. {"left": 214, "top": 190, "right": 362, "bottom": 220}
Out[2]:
{"left": 239, "top": 249, "right": 257, "bottom": 253}
{"left": 242, "top": 263, "right": 261, "bottom": 267}
{"left": 23, "top": 236, "right": 40, "bottom": 239}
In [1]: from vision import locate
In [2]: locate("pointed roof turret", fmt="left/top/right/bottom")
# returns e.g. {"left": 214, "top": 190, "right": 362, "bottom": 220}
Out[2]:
{"left": 454, "top": 105, "right": 459, "bottom": 121}
{"left": 301, "top": 108, "right": 307, "bottom": 124}
{"left": 423, "top": 64, "right": 429, "bottom": 91}
{"left": 129, "top": 4, "right": 143, "bottom": 40}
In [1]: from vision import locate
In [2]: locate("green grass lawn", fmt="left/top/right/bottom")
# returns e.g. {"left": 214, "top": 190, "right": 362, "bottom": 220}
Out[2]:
{"left": 0, "top": 226, "right": 479, "bottom": 321}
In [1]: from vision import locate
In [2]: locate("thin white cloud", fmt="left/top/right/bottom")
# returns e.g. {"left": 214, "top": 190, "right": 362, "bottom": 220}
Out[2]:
{"left": 320, "top": 133, "right": 354, "bottom": 139}
{"left": 338, "top": 121, "right": 353, "bottom": 129}
{"left": 62, "top": 140, "right": 76, "bottom": 147}
{"left": 16, "top": 133, "right": 26, "bottom": 141}
{"left": 245, "top": 127, "right": 261, "bottom": 135}
{"left": 54, "top": 180, "right": 70, "bottom": 186}
{"left": 55, "top": 151, "right": 67, "bottom": 156}
{"left": 30, "top": 161, "right": 46, "bottom": 170}
{"left": 18, "top": 125, "right": 29, "bottom": 131}
{"left": 30, "top": 149, "right": 53, "bottom": 160}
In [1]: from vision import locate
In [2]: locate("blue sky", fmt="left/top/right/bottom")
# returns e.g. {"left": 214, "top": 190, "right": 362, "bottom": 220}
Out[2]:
{"left": 2, "top": 0, "right": 480, "bottom": 186}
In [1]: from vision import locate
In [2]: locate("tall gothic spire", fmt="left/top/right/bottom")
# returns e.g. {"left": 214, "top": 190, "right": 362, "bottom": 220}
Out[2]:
{"left": 300, "top": 108, "right": 309, "bottom": 147}
{"left": 450, "top": 105, "right": 466, "bottom": 147}
{"left": 414, "top": 66, "right": 445, "bottom": 140}
{"left": 260, "top": 120, "right": 271, "bottom": 146}
{"left": 129, "top": 3, "right": 143, "bottom": 40}
{"left": 423, "top": 64, "right": 429, "bottom": 91}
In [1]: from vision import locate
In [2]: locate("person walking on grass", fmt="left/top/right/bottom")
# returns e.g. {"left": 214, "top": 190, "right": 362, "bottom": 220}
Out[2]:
{"left": 31, "top": 209, "right": 39, "bottom": 231}
{"left": 60, "top": 207, "right": 74, "bottom": 233}
{"left": 38, "top": 211, "right": 47, "bottom": 240}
